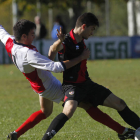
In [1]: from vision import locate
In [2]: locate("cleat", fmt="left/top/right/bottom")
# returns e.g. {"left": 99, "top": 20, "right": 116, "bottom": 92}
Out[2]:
{"left": 7, "top": 131, "right": 18, "bottom": 140}
{"left": 118, "top": 128, "right": 135, "bottom": 140}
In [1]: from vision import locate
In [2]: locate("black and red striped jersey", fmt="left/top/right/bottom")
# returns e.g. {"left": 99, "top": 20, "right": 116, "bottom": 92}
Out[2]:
{"left": 58, "top": 29, "right": 90, "bottom": 83}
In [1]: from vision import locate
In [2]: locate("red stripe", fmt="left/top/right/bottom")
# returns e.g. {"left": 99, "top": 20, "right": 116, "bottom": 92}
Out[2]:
{"left": 64, "top": 59, "right": 87, "bottom": 83}
{"left": 23, "top": 69, "right": 45, "bottom": 93}
{"left": 64, "top": 95, "right": 68, "bottom": 102}
{"left": 76, "top": 44, "right": 87, "bottom": 82}
{"left": 58, "top": 51, "right": 63, "bottom": 54}
{"left": 5, "top": 38, "right": 13, "bottom": 57}
{"left": 69, "top": 31, "right": 87, "bottom": 82}
{"left": 76, "top": 60, "right": 87, "bottom": 83}
{"left": 28, "top": 45, "right": 38, "bottom": 52}
{"left": 70, "top": 29, "right": 77, "bottom": 44}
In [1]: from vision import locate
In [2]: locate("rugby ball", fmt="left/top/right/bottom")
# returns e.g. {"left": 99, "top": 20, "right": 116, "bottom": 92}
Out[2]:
{"left": 135, "top": 127, "right": 140, "bottom": 140}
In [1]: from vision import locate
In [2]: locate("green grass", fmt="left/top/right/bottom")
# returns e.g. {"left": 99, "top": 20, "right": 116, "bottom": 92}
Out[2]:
{"left": 0, "top": 59, "right": 140, "bottom": 140}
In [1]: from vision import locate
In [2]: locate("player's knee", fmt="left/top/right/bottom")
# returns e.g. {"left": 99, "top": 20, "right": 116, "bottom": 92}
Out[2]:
{"left": 63, "top": 109, "right": 74, "bottom": 119}
{"left": 63, "top": 100, "right": 78, "bottom": 118}
{"left": 117, "top": 99, "right": 126, "bottom": 111}
{"left": 63, "top": 106, "right": 76, "bottom": 119}
{"left": 41, "top": 108, "right": 53, "bottom": 118}
{"left": 120, "top": 99, "right": 126, "bottom": 108}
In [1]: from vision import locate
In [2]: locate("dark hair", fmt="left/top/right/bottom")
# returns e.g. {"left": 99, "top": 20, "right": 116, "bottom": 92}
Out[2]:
{"left": 75, "top": 12, "right": 99, "bottom": 28}
{"left": 13, "top": 19, "right": 36, "bottom": 41}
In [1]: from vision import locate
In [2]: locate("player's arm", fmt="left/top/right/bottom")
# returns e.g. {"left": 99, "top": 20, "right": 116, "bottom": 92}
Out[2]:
{"left": 27, "top": 28, "right": 90, "bottom": 72}
{"left": 27, "top": 48, "right": 90, "bottom": 73}
{"left": 0, "top": 25, "right": 14, "bottom": 45}
{"left": 48, "top": 27, "right": 90, "bottom": 70}
{"left": 48, "top": 39, "right": 63, "bottom": 61}
{"left": 62, "top": 48, "right": 90, "bottom": 69}
{"left": 48, "top": 27, "right": 64, "bottom": 61}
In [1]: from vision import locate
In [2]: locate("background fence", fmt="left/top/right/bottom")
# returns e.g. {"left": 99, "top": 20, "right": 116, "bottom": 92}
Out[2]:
{"left": 0, "top": 36, "right": 140, "bottom": 64}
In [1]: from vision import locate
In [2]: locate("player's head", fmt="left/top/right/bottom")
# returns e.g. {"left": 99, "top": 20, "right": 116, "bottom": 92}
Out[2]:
{"left": 13, "top": 19, "right": 36, "bottom": 45}
{"left": 75, "top": 13, "right": 99, "bottom": 39}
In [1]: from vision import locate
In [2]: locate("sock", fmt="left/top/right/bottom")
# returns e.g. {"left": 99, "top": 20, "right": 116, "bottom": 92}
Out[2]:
{"left": 118, "top": 106, "right": 140, "bottom": 129}
{"left": 86, "top": 106, "right": 125, "bottom": 134}
{"left": 15, "top": 110, "right": 46, "bottom": 138}
{"left": 42, "top": 113, "right": 68, "bottom": 140}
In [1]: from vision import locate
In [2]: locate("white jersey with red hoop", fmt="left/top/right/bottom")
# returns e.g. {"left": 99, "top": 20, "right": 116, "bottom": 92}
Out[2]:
{"left": 0, "top": 25, "right": 65, "bottom": 103}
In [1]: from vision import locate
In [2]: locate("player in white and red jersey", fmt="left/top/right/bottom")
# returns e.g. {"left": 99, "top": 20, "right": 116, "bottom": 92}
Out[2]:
{"left": 0, "top": 19, "right": 90, "bottom": 103}
{"left": 1, "top": 19, "right": 133, "bottom": 140}
{"left": 0, "top": 19, "right": 89, "bottom": 140}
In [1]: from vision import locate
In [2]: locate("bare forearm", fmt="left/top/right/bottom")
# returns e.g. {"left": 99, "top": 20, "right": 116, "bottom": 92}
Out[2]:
{"left": 48, "top": 39, "right": 63, "bottom": 61}
{"left": 62, "top": 48, "right": 90, "bottom": 70}
{"left": 63, "top": 55, "right": 84, "bottom": 69}
{"left": 48, "top": 48, "right": 57, "bottom": 61}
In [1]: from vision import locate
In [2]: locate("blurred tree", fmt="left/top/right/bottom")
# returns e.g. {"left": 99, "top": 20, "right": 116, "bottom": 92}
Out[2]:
{"left": 110, "top": 0, "right": 128, "bottom": 36}
{"left": 0, "top": 0, "right": 133, "bottom": 36}
{"left": 0, "top": 0, "right": 12, "bottom": 34}
{"left": 42, "top": 0, "right": 105, "bottom": 28}
{"left": 9, "top": 0, "right": 106, "bottom": 27}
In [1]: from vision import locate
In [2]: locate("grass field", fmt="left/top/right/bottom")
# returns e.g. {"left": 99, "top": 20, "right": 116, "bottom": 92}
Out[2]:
{"left": 0, "top": 59, "right": 140, "bottom": 140}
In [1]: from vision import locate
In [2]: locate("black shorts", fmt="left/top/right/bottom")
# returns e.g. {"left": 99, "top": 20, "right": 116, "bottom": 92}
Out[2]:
{"left": 62, "top": 79, "right": 112, "bottom": 107}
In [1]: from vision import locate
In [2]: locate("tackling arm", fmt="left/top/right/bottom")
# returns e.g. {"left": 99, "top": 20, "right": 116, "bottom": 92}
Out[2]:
{"left": 27, "top": 48, "right": 90, "bottom": 73}
{"left": 28, "top": 27, "right": 90, "bottom": 73}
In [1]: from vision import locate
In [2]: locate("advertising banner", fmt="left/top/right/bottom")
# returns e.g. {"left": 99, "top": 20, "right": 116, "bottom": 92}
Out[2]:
{"left": 85, "top": 36, "right": 131, "bottom": 59}
{"left": 0, "top": 36, "right": 135, "bottom": 64}
{"left": 131, "top": 36, "right": 140, "bottom": 58}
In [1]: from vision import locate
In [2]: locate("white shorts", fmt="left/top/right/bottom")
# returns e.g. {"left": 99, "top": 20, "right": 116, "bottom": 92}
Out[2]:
{"left": 39, "top": 79, "right": 64, "bottom": 104}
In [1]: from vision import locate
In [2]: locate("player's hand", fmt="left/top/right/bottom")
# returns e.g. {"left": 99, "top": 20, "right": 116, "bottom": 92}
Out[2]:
{"left": 57, "top": 27, "right": 65, "bottom": 42}
{"left": 81, "top": 48, "right": 90, "bottom": 60}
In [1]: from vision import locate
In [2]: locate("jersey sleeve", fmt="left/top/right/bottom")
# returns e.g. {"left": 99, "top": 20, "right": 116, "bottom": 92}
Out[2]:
{"left": 0, "top": 25, "right": 14, "bottom": 45}
{"left": 27, "top": 49, "right": 66, "bottom": 73}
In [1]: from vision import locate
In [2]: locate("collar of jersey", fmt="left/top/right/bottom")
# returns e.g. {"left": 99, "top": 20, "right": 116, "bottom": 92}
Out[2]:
{"left": 13, "top": 39, "right": 30, "bottom": 47}
{"left": 70, "top": 29, "right": 84, "bottom": 45}
{"left": 70, "top": 29, "right": 77, "bottom": 44}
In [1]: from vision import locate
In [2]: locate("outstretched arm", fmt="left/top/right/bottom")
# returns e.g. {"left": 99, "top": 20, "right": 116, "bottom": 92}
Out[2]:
{"left": 0, "top": 25, "right": 14, "bottom": 45}
{"left": 27, "top": 47, "right": 90, "bottom": 73}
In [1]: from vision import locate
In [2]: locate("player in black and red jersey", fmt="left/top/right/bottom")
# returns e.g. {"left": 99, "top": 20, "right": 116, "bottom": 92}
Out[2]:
{"left": 42, "top": 13, "right": 140, "bottom": 140}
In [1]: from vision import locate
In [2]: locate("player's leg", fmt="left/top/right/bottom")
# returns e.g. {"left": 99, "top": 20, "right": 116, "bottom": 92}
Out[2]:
{"left": 81, "top": 80, "right": 136, "bottom": 139}
{"left": 103, "top": 93, "right": 140, "bottom": 129}
{"left": 79, "top": 102, "right": 126, "bottom": 134}
{"left": 42, "top": 84, "right": 83, "bottom": 139}
{"left": 7, "top": 96, "right": 53, "bottom": 140}
{"left": 42, "top": 100, "right": 78, "bottom": 140}
{"left": 85, "top": 80, "right": 140, "bottom": 130}
{"left": 39, "top": 96, "right": 53, "bottom": 117}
